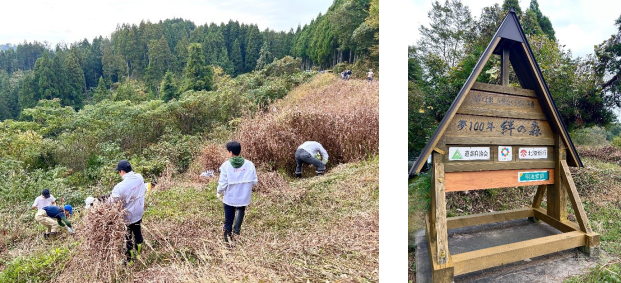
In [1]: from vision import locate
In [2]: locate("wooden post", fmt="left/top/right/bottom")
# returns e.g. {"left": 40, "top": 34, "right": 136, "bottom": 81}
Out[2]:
{"left": 529, "top": 185, "right": 546, "bottom": 222}
{"left": 433, "top": 151, "right": 449, "bottom": 265}
{"left": 547, "top": 134, "right": 567, "bottom": 221}
{"left": 532, "top": 185, "right": 546, "bottom": 208}
{"left": 560, "top": 160, "right": 592, "bottom": 234}
{"left": 501, "top": 48, "right": 510, "bottom": 86}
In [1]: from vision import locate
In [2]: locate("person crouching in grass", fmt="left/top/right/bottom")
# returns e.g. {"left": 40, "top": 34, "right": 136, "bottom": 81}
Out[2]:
{"left": 38, "top": 205, "right": 75, "bottom": 239}
{"left": 217, "top": 141, "right": 258, "bottom": 247}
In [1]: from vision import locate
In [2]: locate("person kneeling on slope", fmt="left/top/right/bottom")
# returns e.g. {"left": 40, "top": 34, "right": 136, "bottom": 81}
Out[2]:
{"left": 295, "top": 141, "right": 329, "bottom": 178}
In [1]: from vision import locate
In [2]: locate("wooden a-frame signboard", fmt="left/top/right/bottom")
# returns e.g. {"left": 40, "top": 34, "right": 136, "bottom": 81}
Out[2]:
{"left": 409, "top": 9, "right": 600, "bottom": 282}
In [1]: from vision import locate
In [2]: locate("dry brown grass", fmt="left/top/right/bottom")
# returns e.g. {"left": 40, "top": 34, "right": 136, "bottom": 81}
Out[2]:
{"left": 236, "top": 74, "right": 379, "bottom": 173}
{"left": 187, "top": 142, "right": 228, "bottom": 184}
{"left": 53, "top": 201, "right": 128, "bottom": 282}
{"left": 3, "top": 74, "right": 379, "bottom": 282}
{"left": 128, "top": 157, "right": 379, "bottom": 282}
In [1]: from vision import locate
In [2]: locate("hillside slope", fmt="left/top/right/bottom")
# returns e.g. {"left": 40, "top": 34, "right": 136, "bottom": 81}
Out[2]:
{"left": 0, "top": 75, "right": 379, "bottom": 282}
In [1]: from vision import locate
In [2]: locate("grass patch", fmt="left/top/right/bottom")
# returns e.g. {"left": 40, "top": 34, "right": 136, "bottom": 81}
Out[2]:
{"left": 0, "top": 246, "right": 70, "bottom": 282}
{"left": 565, "top": 263, "right": 621, "bottom": 282}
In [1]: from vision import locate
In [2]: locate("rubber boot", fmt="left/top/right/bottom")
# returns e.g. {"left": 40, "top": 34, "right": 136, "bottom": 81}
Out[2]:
{"left": 316, "top": 171, "right": 324, "bottom": 176}
{"left": 295, "top": 173, "right": 302, "bottom": 178}
{"left": 136, "top": 243, "right": 142, "bottom": 260}
{"left": 43, "top": 232, "right": 49, "bottom": 240}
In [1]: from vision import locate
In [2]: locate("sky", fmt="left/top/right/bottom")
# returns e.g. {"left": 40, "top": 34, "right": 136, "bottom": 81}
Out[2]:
{"left": 0, "top": 0, "right": 333, "bottom": 47}
{"left": 405, "top": 0, "right": 621, "bottom": 58}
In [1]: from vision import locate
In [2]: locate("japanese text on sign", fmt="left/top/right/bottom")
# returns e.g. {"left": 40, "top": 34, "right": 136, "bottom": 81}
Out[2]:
{"left": 471, "top": 94, "right": 535, "bottom": 109}
{"left": 518, "top": 171, "right": 549, "bottom": 182}
{"left": 518, "top": 147, "right": 548, "bottom": 159}
{"left": 456, "top": 119, "right": 542, "bottom": 137}
{"left": 448, "top": 147, "right": 491, "bottom": 161}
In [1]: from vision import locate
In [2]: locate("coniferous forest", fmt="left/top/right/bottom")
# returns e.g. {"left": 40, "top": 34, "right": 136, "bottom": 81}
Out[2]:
{"left": 0, "top": 1, "right": 379, "bottom": 281}
{"left": 0, "top": 0, "right": 378, "bottom": 121}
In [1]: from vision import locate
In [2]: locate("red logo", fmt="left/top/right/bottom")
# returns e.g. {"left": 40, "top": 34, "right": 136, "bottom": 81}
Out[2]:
{"left": 520, "top": 149, "right": 527, "bottom": 157}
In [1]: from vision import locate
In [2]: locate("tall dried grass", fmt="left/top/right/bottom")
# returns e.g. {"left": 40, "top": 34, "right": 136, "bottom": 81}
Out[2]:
{"left": 187, "top": 142, "right": 228, "bottom": 183}
{"left": 129, "top": 158, "right": 379, "bottom": 282}
{"left": 53, "top": 201, "right": 128, "bottom": 282}
{"left": 236, "top": 75, "right": 379, "bottom": 173}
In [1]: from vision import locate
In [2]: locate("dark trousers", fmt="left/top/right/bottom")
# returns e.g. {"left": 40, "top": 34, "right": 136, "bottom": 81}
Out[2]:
{"left": 223, "top": 203, "right": 246, "bottom": 239}
{"left": 295, "top": 148, "right": 325, "bottom": 174}
{"left": 125, "top": 219, "right": 143, "bottom": 260}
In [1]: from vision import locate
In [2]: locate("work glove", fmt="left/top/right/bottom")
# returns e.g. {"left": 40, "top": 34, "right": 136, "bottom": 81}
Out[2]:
{"left": 66, "top": 227, "right": 75, "bottom": 234}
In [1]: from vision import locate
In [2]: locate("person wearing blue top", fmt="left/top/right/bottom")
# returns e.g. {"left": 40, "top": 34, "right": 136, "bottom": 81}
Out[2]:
{"left": 39, "top": 205, "right": 74, "bottom": 239}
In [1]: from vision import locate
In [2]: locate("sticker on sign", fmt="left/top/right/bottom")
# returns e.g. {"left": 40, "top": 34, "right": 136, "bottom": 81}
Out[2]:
{"left": 518, "top": 147, "right": 548, "bottom": 159}
{"left": 498, "top": 146, "right": 512, "bottom": 162}
{"left": 518, "top": 171, "right": 549, "bottom": 182}
{"left": 448, "top": 147, "right": 490, "bottom": 161}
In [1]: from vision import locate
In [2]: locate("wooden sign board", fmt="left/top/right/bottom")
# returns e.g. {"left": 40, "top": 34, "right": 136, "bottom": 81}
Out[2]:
{"left": 410, "top": 9, "right": 598, "bottom": 283}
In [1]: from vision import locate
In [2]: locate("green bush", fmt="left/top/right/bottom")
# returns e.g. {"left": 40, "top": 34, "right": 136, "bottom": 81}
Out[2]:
{"left": 0, "top": 247, "right": 70, "bottom": 282}
{"left": 571, "top": 126, "right": 609, "bottom": 147}
{"left": 606, "top": 123, "right": 621, "bottom": 141}
{"left": 613, "top": 136, "right": 621, "bottom": 148}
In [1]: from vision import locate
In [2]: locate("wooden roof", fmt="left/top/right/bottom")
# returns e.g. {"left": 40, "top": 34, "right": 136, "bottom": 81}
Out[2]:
{"left": 409, "top": 9, "right": 582, "bottom": 177}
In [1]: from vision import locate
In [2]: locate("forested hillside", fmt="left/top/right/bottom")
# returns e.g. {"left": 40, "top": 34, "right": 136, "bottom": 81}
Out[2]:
{"left": 0, "top": 61, "right": 380, "bottom": 282}
{"left": 0, "top": 0, "right": 378, "bottom": 121}
{"left": 408, "top": 0, "right": 621, "bottom": 160}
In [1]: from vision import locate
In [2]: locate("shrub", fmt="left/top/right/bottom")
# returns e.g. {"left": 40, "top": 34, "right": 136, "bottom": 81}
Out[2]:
{"left": 613, "top": 137, "right": 621, "bottom": 148}
{"left": 0, "top": 247, "right": 70, "bottom": 282}
{"left": 606, "top": 123, "right": 621, "bottom": 141}
{"left": 571, "top": 126, "right": 609, "bottom": 147}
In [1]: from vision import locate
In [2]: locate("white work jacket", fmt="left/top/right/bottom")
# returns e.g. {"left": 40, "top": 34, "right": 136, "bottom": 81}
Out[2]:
{"left": 217, "top": 159, "right": 258, "bottom": 207}
{"left": 111, "top": 171, "right": 146, "bottom": 224}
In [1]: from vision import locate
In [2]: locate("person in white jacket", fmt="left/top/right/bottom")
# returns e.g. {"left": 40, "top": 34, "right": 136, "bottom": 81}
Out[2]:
{"left": 111, "top": 159, "right": 146, "bottom": 265}
{"left": 295, "top": 141, "right": 329, "bottom": 178}
{"left": 216, "top": 141, "right": 258, "bottom": 247}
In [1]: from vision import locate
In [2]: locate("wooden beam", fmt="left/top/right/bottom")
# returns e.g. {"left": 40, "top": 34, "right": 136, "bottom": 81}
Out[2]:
{"left": 444, "top": 136, "right": 555, "bottom": 146}
{"left": 471, "top": 82, "right": 536, "bottom": 98}
{"left": 444, "top": 161, "right": 554, "bottom": 173}
{"left": 547, "top": 134, "right": 567, "bottom": 221}
{"left": 433, "top": 152, "right": 449, "bottom": 265}
{"left": 447, "top": 207, "right": 534, "bottom": 230}
{"left": 457, "top": 90, "right": 546, "bottom": 120}
{"left": 532, "top": 185, "right": 546, "bottom": 208}
{"left": 426, "top": 214, "right": 455, "bottom": 282}
{"left": 457, "top": 107, "right": 546, "bottom": 120}
{"left": 452, "top": 231, "right": 586, "bottom": 275}
{"left": 502, "top": 48, "right": 510, "bottom": 86}
{"left": 445, "top": 114, "right": 554, "bottom": 140}
{"left": 445, "top": 169, "right": 554, "bottom": 192}
{"left": 533, "top": 207, "right": 579, "bottom": 233}
{"left": 561, "top": 160, "right": 592, "bottom": 233}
